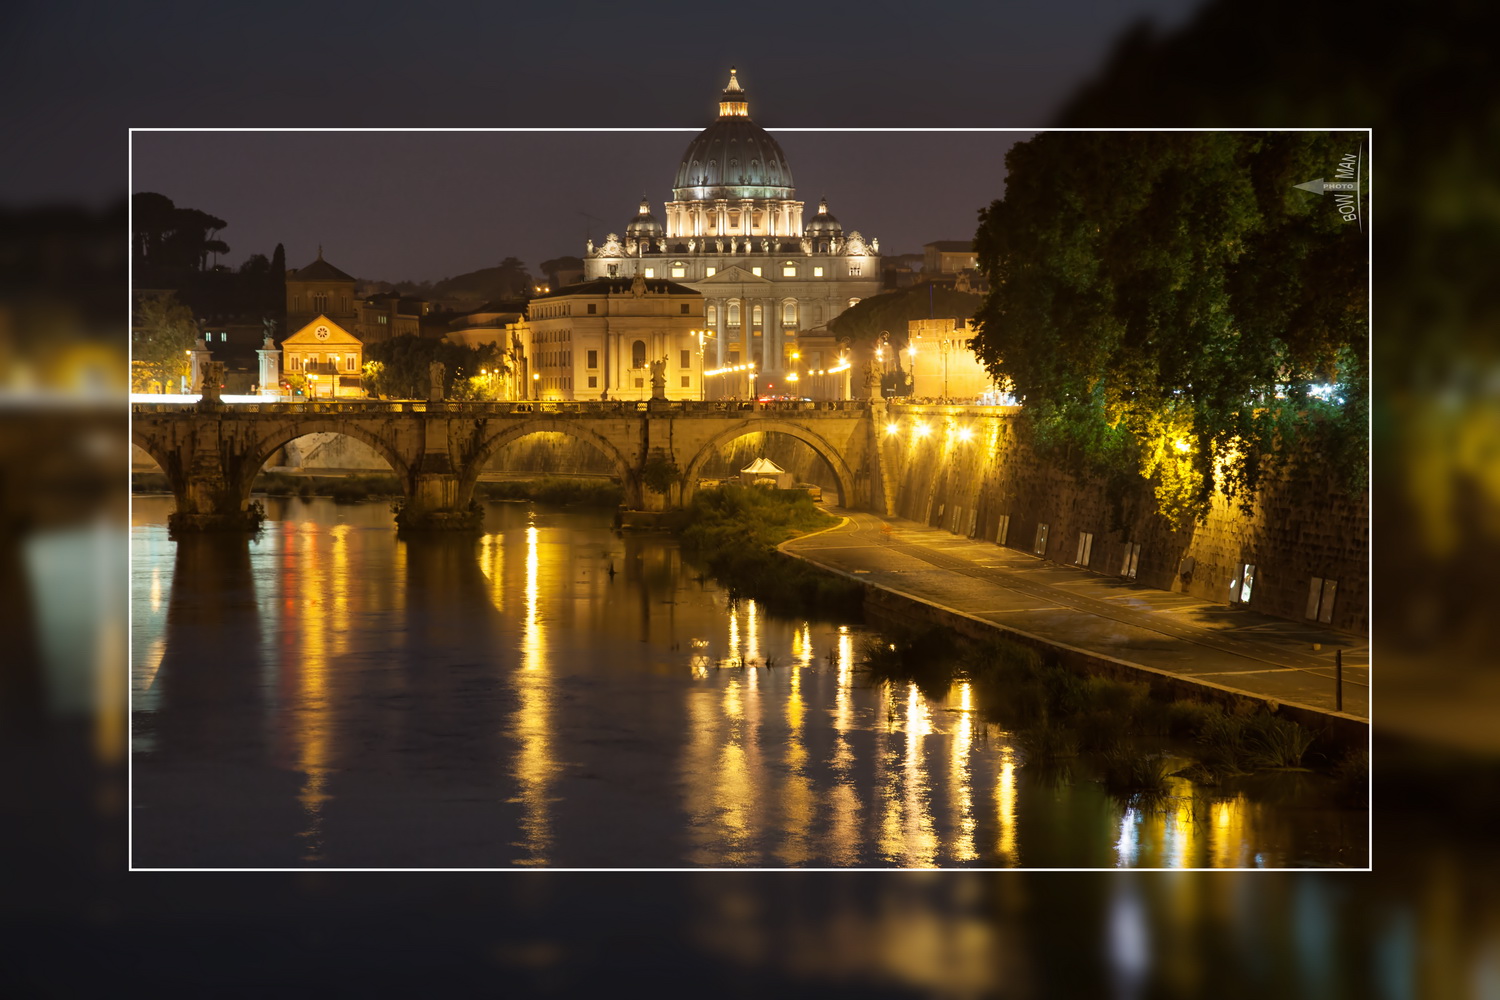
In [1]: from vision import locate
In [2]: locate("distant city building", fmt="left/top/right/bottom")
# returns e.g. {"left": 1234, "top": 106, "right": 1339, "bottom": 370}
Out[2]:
{"left": 923, "top": 240, "right": 977, "bottom": 275}
{"left": 519, "top": 272, "right": 704, "bottom": 401}
{"left": 905, "top": 318, "right": 1008, "bottom": 402}
{"left": 285, "top": 249, "right": 359, "bottom": 336}
{"left": 281, "top": 315, "right": 366, "bottom": 399}
{"left": 356, "top": 291, "right": 430, "bottom": 344}
{"left": 582, "top": 68, "right": 881, "bottom": 376}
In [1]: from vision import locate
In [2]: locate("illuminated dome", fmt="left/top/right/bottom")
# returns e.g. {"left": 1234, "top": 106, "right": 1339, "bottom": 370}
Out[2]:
{"left": 625, "top": 196, "right": 663, "bottom": 236}
{"left": 671, "top": 67, "right": 795, "bottom": 202}
{"left": 804, "top": 197, "right": 842, "bottom": 236}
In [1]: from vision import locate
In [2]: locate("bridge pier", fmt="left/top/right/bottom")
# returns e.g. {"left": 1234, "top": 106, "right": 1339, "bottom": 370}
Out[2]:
{"left": 396, "top": 445, "right": 482, "bottom": 531}
{"left": 166, "top": 455, "right": 262, "bottom": 535}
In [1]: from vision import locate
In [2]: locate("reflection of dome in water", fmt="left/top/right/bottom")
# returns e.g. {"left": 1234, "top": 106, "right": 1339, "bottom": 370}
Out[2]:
{"left": 672, "top": 67, "right": 795, "bottom": 202}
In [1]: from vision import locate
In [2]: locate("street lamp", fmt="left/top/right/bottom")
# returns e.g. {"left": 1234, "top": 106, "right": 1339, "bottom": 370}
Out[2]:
{"left": 532, "top": 371, "right": 540, "bottom": 401}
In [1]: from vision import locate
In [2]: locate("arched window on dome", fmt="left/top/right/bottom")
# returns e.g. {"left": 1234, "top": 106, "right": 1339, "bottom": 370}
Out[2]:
{"left": 727, "top": 301, "right": 740, "bottom": 326}
{"left": 707, "top": 304, "right": 718, "bottom": 326}
{"left": 752, "top": 304, "right": 763, "bottom": 327}
{"left": 631, "top": 340, "right": 646, "bottom": 370}
{"left": 782, "top": 300, "right": 797, "bottom": 326}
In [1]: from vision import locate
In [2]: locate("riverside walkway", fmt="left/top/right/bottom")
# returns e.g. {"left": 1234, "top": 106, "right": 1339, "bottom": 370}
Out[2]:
{"left": 782, "top": 510, "right": 1369, "bottom": 723}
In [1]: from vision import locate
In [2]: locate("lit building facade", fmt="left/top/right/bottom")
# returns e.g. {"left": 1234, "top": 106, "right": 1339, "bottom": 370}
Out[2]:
{"left": 281, "top": 315, "right": 365, "bottom": 399}
{"left": 520, "top": 272, "right": 704, "bottom": 401}
{"left": 582, "top": 68, "right": 881, "bottom": 376}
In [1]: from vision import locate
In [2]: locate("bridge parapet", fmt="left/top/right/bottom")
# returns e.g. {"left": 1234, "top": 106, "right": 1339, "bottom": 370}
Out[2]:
{"left": 133, "top": 397, "right": 887, "bottom": 533}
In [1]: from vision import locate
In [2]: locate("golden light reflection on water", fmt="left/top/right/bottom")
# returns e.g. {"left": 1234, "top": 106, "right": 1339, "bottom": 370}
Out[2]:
{"left": 826, "top": 625, "right": 860, "bottom": 865}
{"left": 949, "top": 681, "right": 977, "bottom": 863}
{"left": 997, "top": 744, "right": 1019, "bottom": 866}
{"left": 511, "top": 521, "right": 555, "bottom": 865}
{"left": 902, "top": 682, "right": 939, "bottom": 867}
{"left": 291, "top": 521, "right": 333, "bottom": 862}
{"left": 775, "top": 663, "right": 814, "bottom": 865}
{"left": 745, "top": 598, "right": 759, "bottom": 666}
{"left": 716, "top": 677, "right": 760, "bottom": 864}
{"left": 1110, "top": 777, "right": 1256, "bottom": 868}
{"left": 478, "top": 532, "right": 505, "bottom": 611}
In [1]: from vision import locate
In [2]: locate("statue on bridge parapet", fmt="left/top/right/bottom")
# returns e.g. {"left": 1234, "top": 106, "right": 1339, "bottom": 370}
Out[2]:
{"left": 199, "top": 361, "right": 226, "bottom": 405}
{"left": 649, "top": 357, "right": 667, "bottom": 401}
{"left": 862, "top": 358, "right": 882, "bottom": 400}
{"left": 428, "top": 360, "right": 446, "bottom": 402}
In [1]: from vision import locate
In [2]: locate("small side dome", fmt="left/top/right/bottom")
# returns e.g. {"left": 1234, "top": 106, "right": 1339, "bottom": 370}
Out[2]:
{"left": 625, "top": 196, "right": 663, "bottom": 236}
{"left": 804, "top": 197, "right": 842, "bottom": 236}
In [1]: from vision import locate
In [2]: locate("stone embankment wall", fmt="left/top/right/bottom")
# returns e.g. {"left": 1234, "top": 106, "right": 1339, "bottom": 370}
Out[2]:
{"left": 877, "top": 406, "right": 1367, "bottom": 635}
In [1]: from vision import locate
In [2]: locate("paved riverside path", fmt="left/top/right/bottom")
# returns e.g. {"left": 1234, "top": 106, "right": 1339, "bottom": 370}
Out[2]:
{"left": 781, "top": 509, "right": 1369, "bottom": 722}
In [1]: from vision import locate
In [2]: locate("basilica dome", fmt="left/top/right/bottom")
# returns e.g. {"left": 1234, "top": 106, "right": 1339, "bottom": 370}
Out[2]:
{"left": 671, "top": 68, "right": 795, "bottom": 202}
{"left": 625, "top": 196, "right": 663, "bottom": 237}
{"left": 804, "top": 198, "right": 842, "bottom": 236}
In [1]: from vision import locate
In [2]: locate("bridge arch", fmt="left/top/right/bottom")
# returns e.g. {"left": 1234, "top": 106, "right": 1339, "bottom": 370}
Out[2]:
{"left": 130, "top": 429, "right": 182, "bottom": 488}
{"left": 683, "top": 418, "right": 857, "bottom": 508}
{"left": 243, "top": 419, "right": 414, "bottom": 500}
{"left": 459, "top": 419, "right": 634, "bottom": 498}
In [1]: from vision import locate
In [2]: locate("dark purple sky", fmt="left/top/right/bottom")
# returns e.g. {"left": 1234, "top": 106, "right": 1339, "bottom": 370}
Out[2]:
{"left": 4, "top": 0, "right": 1205, "bottom": 279}
{"left": 129, "top": 128, "right": 1039, "bottom": 283}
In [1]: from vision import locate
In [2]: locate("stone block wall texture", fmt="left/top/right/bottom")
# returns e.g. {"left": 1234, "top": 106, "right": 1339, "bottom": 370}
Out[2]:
{"left": 879, "top": 409, "right": 1367, "bottom": 635}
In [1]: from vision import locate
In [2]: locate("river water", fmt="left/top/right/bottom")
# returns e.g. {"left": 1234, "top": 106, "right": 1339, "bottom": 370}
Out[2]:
{"left": 130, "top": 495, "right": 1366, "bottom": 868}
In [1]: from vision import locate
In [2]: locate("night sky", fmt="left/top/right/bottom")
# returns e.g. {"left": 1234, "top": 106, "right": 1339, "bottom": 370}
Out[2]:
{"left": 2, "top": 0, "right": 1205, "bottom": 282}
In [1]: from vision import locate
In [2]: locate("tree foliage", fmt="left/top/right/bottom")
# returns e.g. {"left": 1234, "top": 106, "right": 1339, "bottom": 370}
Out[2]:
{"left": 362, "top": 335, "right": 506, "bottom": 399}
{"left": 132, "top": 192, "right": 229, "bottom": 271}
{"left": 132, "top": 291, "right": 198, "bottom": 392}
{"left": 971, "top": 131, "right": 1367, "bottom": 524}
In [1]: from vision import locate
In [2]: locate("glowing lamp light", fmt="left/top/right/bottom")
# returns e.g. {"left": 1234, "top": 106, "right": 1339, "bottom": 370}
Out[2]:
{"left": 913, "top": 423, "right": 929, "bottom": 438}
{"left": 957, "top": 426, "right": 973, "bottom": 442}
{"left": 885, "top": 422, "right": 899, "bottom": 436}
{"left": 1173, "top": 438, "right": 1190, "bottom": 453}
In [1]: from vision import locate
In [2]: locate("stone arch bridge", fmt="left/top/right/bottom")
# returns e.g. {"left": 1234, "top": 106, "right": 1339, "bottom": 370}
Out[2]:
{"left": 132, "top": 398, "right": 890, "bottom": 531}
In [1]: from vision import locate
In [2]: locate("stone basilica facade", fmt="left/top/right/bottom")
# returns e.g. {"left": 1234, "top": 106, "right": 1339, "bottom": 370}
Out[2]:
{"left": 582, "top": 68, "right": 881, "bottom": 376}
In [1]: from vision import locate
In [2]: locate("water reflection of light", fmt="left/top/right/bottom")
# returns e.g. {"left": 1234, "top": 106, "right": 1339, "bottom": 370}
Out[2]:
{"left": 292, "top": 522, "right": 332, "bottom": 861}
{"left": 745, "top": 598, "right": 759, "bottom": 665}
{"left": 149, "top": 566, "right": 162, "bottom": 612}
{"left": 682, "top": 688, "right": 720, "bottom": 864}
{"left": 727, "top": 604, "right": 740, "bottom": 663}
{"left": 950, "top": 681, "right": 977, "bottom": 862}
{"left": 776, "top": 665, "right": 813, "bottom": 865}
{"left": 716, "top": 677, "right": 759, "bottom": 863}
{"left": 827, "top": 626, "right": 859, "bottom": 865}
{"left": 512, "top": 522, "right": 554, "bottom": 865}
{"left": 478, "top": 532, "right": 505, "bottom": 611}
{"left": 902, "top": 682, "right": 938, "bottom": 867}
{"left": 329, "top": 523, "right": 350, "bottom": 658}
{"left": 793, "top": 622, "right": 814, "bottom": 668}
{"left": 997, "top": 744, "right": 1018, "bottom": 866}
{"left": 1210, "top": 796, "right": 1249, "bottom": 868}
{"left": 1116, "top": 807, "right": 1139, "bottom": 867}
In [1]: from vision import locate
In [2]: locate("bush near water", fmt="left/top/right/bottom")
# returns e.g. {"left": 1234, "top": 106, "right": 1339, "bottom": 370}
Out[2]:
{"left": 679, "top": 484, "right": 865, "bottom": 618}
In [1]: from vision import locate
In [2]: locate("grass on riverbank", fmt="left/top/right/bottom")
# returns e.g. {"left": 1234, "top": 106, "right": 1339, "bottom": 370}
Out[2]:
{"left": 473, "top": 477, "right": 623, "bottom": 506}
{"left": 859, "top": 628, "right": 1343, "bottom": 786}
{"left": 680, "top": 484, "right": 865, "bottom": 619}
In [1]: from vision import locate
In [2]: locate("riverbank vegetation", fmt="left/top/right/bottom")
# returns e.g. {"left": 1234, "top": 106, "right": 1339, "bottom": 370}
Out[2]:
{"left": 473, "top": 478, "right": 622, "bottom": 506}
{"left": 679, "top": 484, "right": 865, "bottom": 618}
{"left": 859, "top": 627, "right": 1360, "bottom": 801}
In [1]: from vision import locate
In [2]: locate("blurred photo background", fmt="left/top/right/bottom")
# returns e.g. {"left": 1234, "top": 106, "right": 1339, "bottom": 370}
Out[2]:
{"left": 3, "top": 0, "right": 1496, "bottom": 994}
